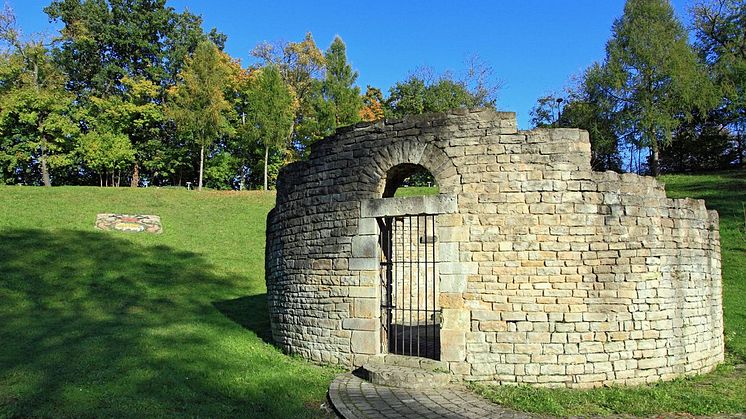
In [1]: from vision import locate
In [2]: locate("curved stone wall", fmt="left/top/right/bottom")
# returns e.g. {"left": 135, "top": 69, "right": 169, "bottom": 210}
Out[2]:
{"left": 265, "top": 109, "right": 723, "bottom": 387}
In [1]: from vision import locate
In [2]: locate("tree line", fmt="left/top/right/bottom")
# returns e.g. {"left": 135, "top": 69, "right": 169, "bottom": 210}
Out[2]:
{"left": 0, "top": 0, "right": 496, "bottom": 189}
{"left": 530, "top": 0, "right": 745, "bottom": 175}
{"left": 2, "top": 0, "right": 740, "bottom": 189}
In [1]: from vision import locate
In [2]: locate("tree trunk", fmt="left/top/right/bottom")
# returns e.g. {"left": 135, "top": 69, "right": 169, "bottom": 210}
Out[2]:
{"left": 131, "top": 161, "right": 140, "bottom": 187}
{"left": 99, "top": 173, "right": 103, "bottom": 188}
{"left": 40, "top": 141, "right": 51, "bottom": 187}
{"left": 650, "top": 132, "right": 660, "bottom": 176}
{"left": 239, "top": 161, "right": 246, "bottom": 191}
{"left": 198, "top": 144, "right": 205, "bottom": 191}
{"left": 264, "top": 143, "right": 269, "bottom": 191}
{"left": 650, "top": 149, "right": 659, "bottom": 176}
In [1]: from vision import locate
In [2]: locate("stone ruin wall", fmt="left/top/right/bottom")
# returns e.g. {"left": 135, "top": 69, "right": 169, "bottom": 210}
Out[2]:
{"left": 265, "top": 109, "right": 723, "bottom": 388}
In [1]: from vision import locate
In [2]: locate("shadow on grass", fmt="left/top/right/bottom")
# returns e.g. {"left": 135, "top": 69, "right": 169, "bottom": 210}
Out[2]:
{"left": 213, "top": 295, "right": 273, "bottom": 345}
{"left": 0, "top": 228, "right": 323, "bottom": 418}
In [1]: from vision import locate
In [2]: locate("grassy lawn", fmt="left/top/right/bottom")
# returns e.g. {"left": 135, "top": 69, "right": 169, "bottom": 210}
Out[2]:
{"left": 473, "top": 170, "right": 746, "bottom": 416}
{"left": 393, "top": 185, "right": 439, "bottom": 196}
{"left": 0, "top": 187, "right": 338, "bottom": 418}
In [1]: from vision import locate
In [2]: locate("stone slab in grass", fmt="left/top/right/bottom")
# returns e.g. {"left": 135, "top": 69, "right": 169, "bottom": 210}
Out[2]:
{"left": 95, "top": 214, "right": 163, "bottom": 234}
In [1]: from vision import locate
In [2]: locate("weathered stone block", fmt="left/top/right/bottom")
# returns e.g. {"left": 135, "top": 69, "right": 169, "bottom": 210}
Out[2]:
{"left": 351, "top": 331, "right": 378, "bottom": 354}
{"left": 349, "top": 257, "right": 377, "bottom": 271}
{"left": 352, "top": 234, "right": 378, "bottom": 258}
{"left": 342, "top": 318, "right": 378, "bottom": 331}
{"left": 442, "top": 309, "right": 470, "bottom": 330}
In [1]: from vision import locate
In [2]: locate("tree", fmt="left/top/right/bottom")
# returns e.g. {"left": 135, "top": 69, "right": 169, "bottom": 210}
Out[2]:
{"left": 529, "top": 94, "right": 564, "bottom": 128}
{"left": 77, "top": 129, "right": 135, "bottom": 186}
{"left": 530, "top": 65, "right": 623, "bottom": 172}
{"left": 86, "top": 76, "right": 164, "bottom": 186}
{"left": 659, "top": 117, "right": 738, "bottom": 172}
{"left": 252, "top": 33, "right": 329, "bottom": 154}
{"left": 359, "top": 85, "right": 385, "bottom": 122}
{"left": 45, "top": 0, "right": 226, "bottom": 185}
{"left": 322, "top": 36, "right": 361, "bottom": 128}
{"left": 0, "top": 5, "right": 78, "bottom": 186}
{"left": 166, "top": 41, "right": 235, "bottom": 190}
{"left": 242, "top": 65, "right": 295, "bottom": 190}
{"left": 692, "top": 0, "right": 746, "bottom": 166}
{"left": 462, "top": 54, "right": 500, "bottom": 108}
{"left": 0, "top": 76, "right": 79, "bottom": 186}
{"left": 44, "top": 0, "right": 221, "bottom": 98}
{"left": 386, "top": 68, "right": 497, "bottom": 118}
{"left": 599, "top": 0, "right": 716, "bottom": 175}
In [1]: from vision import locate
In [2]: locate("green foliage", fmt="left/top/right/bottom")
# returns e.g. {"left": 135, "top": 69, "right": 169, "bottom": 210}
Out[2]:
{"left": 166, "top": 41, "right": 236, "bottom": 190}
{"left": 43, "top": 0, "right": 226, "bottom": 186}
{"left": 386, "top": 68, "right": 496, "bottom": 118}
{"left": 85, "top": 76, "right": 165, "bottom": 184}
{"left": 44, "top": 0, "right": 219, "bottom": 98}
{"left": 692, "top": 0, "right": 746, "bottom": 166}
{"left": 529, "top": 94, "right": 563, "bottom": 128}
{"left": 659, "top": 116, "right": 739, "bottom": 172}
{"left": 322, "top": 36, "right": 362, "bottom": 129}
{"left": 76, "top": 130, "right": 135, "bottom": 185}
{"left": 0, "top": 74, "right": 79, "bottom": 185}
{"left": 252, "top": 33, "right": 331, "bottom": 154}
{"left": 240, "top": 65, "right": 295, "bottom": 190}
{"left": 203, "top": 150, "right": 238, "bottom": 189}
{"left": 601, "top": 0, "right": 716, "bottom": 174}
{"left": 531, "top": 65, "right": 622, "bottom": 171}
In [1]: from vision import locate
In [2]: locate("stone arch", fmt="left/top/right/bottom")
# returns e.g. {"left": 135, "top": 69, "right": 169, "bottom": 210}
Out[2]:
{"left": 370, "top": 141, "right": 460, "bottom": 198}
{"left": 381, "top": 163, "right": 434, "bottom": 198}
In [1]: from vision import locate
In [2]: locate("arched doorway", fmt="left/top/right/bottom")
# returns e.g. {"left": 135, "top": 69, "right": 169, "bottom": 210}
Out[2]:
{"left": 381, "top": 163, "right": 439, "bottom": 198}
{"left": 379, "top": 164, "right": 440, "bottom": 359}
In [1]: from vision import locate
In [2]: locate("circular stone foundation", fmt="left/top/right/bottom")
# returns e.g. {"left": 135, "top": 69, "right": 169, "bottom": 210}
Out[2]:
{"left": 265, "top": 109, "right": 724, "bottom": 388}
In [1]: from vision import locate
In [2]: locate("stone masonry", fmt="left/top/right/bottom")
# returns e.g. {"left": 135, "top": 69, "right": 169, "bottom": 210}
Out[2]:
{"left": 265, "top": 109, "right": 724, "bottom": 388}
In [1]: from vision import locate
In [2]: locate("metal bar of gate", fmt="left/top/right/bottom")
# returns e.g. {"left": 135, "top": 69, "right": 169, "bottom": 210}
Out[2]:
{"left": 416, "top": 216, "right": 421, "bottom": 358}
{"left": 424, "top": 216, "right": 428, "bottom": 359}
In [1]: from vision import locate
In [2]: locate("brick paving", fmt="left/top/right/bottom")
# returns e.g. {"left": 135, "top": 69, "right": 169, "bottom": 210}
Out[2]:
{"left": 327, "top": 372, "right": 746, "bottom": 419}
{"left": 327, "top": 373, "right": 536, "bottom": 419}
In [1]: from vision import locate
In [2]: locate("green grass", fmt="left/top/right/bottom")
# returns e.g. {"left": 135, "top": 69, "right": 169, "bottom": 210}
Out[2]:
{"left": 473, "top": 169, "right": 746, "bottom": 416}
{"left": 0, "top": 187, "right": 338, "bottom": 418}
{"left": 393, "top": 185, "right": 439, "bottom": 196}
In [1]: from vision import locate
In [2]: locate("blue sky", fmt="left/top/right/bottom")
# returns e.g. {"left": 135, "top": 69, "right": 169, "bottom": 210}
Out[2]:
{"left": 12, "top": 0, "right": 692, "bottom": 129}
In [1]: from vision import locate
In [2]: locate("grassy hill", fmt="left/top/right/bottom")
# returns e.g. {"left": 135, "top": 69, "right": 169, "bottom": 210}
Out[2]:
{"left": 0, "top": 187, "right": 337, "bottom": 418}
{"left": 0, "top": 170, "right": 744, "bottom": 417}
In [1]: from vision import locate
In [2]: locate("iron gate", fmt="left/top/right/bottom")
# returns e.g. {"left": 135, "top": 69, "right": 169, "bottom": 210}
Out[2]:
{"left": 379, "top": 215, "right": 440, "bottom": 360}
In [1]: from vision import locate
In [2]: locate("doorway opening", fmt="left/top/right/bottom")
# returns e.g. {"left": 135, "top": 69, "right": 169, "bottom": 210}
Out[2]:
{"left": 379, "top": 214, "right": 440, "bottom": 360}
{"left": 382, "top": 163, "right": 439, "bottom": 198}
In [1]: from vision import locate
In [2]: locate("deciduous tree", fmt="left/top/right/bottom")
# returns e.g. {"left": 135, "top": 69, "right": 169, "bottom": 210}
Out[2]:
{"left": 241, "top": 65, "right": 295, "bottom": 190}
{"left": 252, "top": 33, "right": 330, "bottom": 154}
{"left": 0, "top": 5, "right": 78, "bottom": 186}
{"left": 359, "top": 85, "right": 385, "bottom": 122}
{"left": 600, "top": 0, "right": 716, "bottom": 175}
{"left": 386, "top": 68, "right": 497, "bottom": 118}
{"left": 166, "top": 41, "right": 235, "bottom": 190}
{"left": 692, "top": 0, "right": 746, "bottom": 166}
